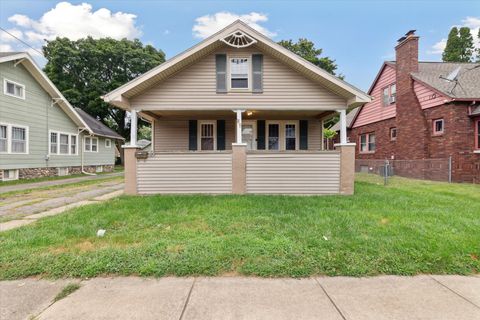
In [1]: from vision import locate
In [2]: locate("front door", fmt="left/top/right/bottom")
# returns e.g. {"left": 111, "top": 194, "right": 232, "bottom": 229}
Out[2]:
{"left": 242, "top": 121, "right": 256, "bottom": 150}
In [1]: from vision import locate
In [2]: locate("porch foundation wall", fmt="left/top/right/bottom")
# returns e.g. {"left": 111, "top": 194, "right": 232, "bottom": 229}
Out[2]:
{"left": 124, "top": 147, "right": 139, "bottom": 195}
{"left": 232, "top": 144, "right": 247, "bottom": 194}
{"left": 335, "top": 143, "right": 356, "bottom": 195}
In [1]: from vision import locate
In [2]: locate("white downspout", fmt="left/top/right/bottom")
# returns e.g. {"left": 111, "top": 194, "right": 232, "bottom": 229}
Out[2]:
{"left": 78, "top": 128, "right": 96, "bottom": 176}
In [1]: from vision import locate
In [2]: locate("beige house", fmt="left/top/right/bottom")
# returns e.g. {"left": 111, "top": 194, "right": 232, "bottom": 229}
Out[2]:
{"left": 104, "top": 21, "right": 371, "bottom": 195}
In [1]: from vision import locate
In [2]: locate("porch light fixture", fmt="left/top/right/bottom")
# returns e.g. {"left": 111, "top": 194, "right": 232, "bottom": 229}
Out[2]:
{"left": 246, "top": 111, "right": 253, "bottom": 116}
{"left": 221, "top": 31, "right": 257, "bottom": 48}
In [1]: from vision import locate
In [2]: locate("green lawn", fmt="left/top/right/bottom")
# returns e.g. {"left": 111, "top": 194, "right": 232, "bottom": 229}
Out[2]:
{"left": 0, "top": 174, "right": 479, "bottom": 279}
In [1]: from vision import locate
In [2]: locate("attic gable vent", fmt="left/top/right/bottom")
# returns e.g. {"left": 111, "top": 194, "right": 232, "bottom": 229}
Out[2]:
{"left": 221, "top": 31, "right": 257, "bottom": 48}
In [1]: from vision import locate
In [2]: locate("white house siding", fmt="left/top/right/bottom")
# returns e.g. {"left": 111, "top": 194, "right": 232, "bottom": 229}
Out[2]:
{"left": 131, "top": 45, "right": 346, "bottom": 111}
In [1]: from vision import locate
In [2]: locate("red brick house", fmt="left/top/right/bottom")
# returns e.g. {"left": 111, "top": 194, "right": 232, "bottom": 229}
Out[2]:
{"left": 350, "top": 31, "right": 480, "bottom": 183}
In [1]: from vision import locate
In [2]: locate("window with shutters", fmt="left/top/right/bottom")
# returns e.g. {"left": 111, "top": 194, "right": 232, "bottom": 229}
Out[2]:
{"left": 198, "top": 121, "right": 216, "bottom": 151}
{"left": 229, "top": 57, "right": 249, "bottom": 89}
{"left": 285, "top": 124, "right": 297, "bottom": 150}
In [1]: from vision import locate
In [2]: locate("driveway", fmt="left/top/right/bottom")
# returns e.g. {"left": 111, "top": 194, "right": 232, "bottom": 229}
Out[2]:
{"left": 1, "top": 276, "right": 479, "bottom": 320}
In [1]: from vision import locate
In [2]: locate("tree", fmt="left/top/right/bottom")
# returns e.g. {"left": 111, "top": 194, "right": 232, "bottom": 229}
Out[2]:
{"left": 442, "top": 27, "right": 474, "bottom": 62}
{"left": 477, "top": 28, "right": 480, "bottom": 62}
{"left": 43, "top": 37, "right": 165, "bottom": 146}
{"left": 278, "top": 38, "right": 341, "bottom": 77}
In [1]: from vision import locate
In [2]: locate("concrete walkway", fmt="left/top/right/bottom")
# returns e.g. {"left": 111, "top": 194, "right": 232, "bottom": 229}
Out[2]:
{"left": 0, "top": 171, "right": 123, "bottom": 194}
{"left": 1, "top": 276, "right": 479, "bottom": 320}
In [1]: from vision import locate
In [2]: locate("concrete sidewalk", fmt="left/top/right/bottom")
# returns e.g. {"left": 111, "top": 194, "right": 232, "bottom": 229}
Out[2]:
{"left": 1, "top": 276, "right": 479, "bottom": 320}
{"left": 0, "top": 171, "right": 123, "bottom": 194}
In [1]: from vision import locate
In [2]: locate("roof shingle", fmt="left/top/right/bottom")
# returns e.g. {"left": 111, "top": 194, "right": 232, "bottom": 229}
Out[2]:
{"left": 74, "top": 108, "right": 124, "bottom": 140}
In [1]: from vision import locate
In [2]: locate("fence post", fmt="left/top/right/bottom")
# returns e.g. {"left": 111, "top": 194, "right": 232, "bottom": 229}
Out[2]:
{"left": 384, "top": 159, "right": 388, "bottom": 186}
{"left": 448, "top": 156, "right": 452, "bottom": 183}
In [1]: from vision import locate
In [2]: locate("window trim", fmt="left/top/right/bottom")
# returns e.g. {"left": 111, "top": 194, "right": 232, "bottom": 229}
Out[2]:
{"left": 390, "top": 127, "right": 397, "bottom": 141}
{"left": 266, "top": 120, "right": 300, "bottom": 151}
{"left": 84, "top": 136, "right": 99, "bottom": 153}
{"left": 227, "top": 54, "right": 252, "bottom": 92}
{"left": 475, "top": 118, "right": 480, "bottom": 152}
{"left": 105, "top": 139, "right": 112, "bottom": 148}
{"left": 4, "top": 78, "right": 26, "bottom": 100}
{"left": 359, "top": 132, "right": 376, "bottom": 153}
{"left": 48, "top": 130, "right": 78, "bottom": 156}
{"left": 382, "top": 83, "right": 396, "bottom": 106}
{"left": 197, "top": 120, "right": 217, "bottom": 151}
{"left": 432, "top": 118, "right": 444, "bottom": 136}
{"left": 0, "top": 122, "right": 29, "bottom": 154}
{"left": 0, "top": 124, "right": 8, "bottom": 154}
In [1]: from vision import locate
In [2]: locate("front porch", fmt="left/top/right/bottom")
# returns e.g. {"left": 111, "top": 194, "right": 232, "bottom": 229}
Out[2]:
{"left": 124, "top": 109, "right": 355, "bottom": 195}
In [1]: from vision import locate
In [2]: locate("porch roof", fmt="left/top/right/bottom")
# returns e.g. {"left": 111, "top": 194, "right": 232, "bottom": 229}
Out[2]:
{"left": 103, "top": 20, "right": 371, "bottom": 110}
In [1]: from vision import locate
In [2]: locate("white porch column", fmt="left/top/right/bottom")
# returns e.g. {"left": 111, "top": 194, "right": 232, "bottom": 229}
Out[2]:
{"left": 130, "top": 109, "right": 138, "bottom": 146}
{"left": 233, "top": 109, "right": 245, "bottom": 144}
{"left": 337, "top": 109, "right": 347, "bottom": 144}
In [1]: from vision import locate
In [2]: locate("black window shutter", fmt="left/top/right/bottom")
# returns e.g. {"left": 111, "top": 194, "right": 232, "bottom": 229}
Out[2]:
{"left": 217, "top": 120, "right": 226, "bottom": 150}
{"left": 252, "top": 54, "right": 263, "bottom": 93}
{"left": 216, "top": 54, "right": 227, "bottom": 93}
{"left": 299, "top": 120, "right": 308, "bottom": 150}
{"left": 257, "top": 120, "right": 265, "bottom": 150}
{"left": 189, "top": 120, "right": 197, "bottom": 150}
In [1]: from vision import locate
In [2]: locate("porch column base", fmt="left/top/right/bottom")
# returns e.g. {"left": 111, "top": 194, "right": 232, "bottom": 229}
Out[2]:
{"left": 123, "top": 145, "right": 140, "bottom": 195}
{"left": 232, "top": 143, "right": 247, "bottom": 194}
{"left": 334, "top": 143, "right": 356, "bottom": 195}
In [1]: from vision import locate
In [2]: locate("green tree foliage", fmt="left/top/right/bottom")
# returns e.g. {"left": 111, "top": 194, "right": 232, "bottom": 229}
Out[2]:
{"left": 442, "top": 27, "right": 474, "bottom": 62}
{"left": 43, "top": 37, "right": 165, "bottom": 140}
{"left": 278, "top": 38, "right": 341, "bottom": 77}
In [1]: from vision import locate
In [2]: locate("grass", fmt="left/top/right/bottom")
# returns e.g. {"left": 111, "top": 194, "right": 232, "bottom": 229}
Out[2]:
{"left": 0, "top": 174, "right": 479, "bottom": 279}
{"left": 53, "top": 283, "right": 81, "bottom": 302}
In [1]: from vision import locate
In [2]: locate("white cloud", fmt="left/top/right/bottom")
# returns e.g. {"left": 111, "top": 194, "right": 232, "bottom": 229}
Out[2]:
{"left": 0, "top": 28, "right": 24, "bottom": 42}
{"left": 430, "top": 16, "right": 480, "bottom": 55}
{"left": 8, "top": 1, "right": 141, "bottom": 42}
{"left": 192, "top": 11, "right": 276, "bottom": 39}
{"left": 0, "top": 44, "right": 14, "bottom": 51}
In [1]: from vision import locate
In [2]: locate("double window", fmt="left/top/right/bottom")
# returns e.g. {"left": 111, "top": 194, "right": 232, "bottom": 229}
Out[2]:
{"left": 359, "top": 133, "right": 376, "bottom": 153}
{"left": 4, "top": 79, "right": 25, "bottom": 99}
{"left": 0, "top": 123, "right": 28, "bottom": 154}
{"left": 433, "top": 118, "right": 444, "bottom": 135}
{"left": 49, "top": 131, "right": 78, "bottom": 155}
{"left": 230, "top": 57, "right": 249, "bottom": 89}
{"left": 267, "top": 121, "right": 298, "bottom": 151}
{"left": 84, "top": 136, "right": 98, "bottom": 152}
{"left": 382, "top": 83, "right": 396, "bottom": 106}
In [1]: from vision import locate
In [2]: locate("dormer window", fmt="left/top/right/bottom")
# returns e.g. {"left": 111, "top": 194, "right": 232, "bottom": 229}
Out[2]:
{"left": 382, "top": 83, "right": 396, "bottom": 106}
{"left": 230, "top": 58, "right": 249, "bottom": 89}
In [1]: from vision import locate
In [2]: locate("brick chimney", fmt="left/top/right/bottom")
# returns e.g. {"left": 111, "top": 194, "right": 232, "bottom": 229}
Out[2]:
{"left": 395, "top": 30, "right": 429, "bottom": 160}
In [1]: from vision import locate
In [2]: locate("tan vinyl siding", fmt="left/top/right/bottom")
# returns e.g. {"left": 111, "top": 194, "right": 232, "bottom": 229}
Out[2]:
{"left": 246, "top": 152, "right": 340, "bottom": 194}
{"left": 137, "top": 152, "right": 232, "bottom": 194}
{"left": 131, "top": 45, "right": 346, "bottom": 111}
{"left": 154, "top": 119, "right": 323, "bottom": 152}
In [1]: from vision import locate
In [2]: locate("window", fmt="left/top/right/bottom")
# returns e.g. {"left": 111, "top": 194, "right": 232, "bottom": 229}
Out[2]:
{"left": 359, "top": 133, "right": 375, "bottom": 153}
{"left": 84, "top": 137, "right": 99, "bottom": 152}
{"left": 382, "top": 83, "right": 396, "bottom": 106}
{"left": 390, "top": 127, "right": 397, "bottom": 141}
{"left": 268, "top": 123, "right": 280, "bottom": 150}
{"left": 433, "top": 119, "right": 444, "bottom": 135}
{"left": 105, "top": 139, "right": 111, "bottom": 148}
{"left": 475, "top": 119, "right": 480, "bottom": 151}
{"left": 230, "top": 57, "right": 249, "bottom": 89}
{"left": 199, "top": 122, "right": 215, "bottom": 151}
{"left": 285, "top": 124, "right": 297, "bottom": 150}
{"left": 49, "top": 131, "right": 77, "bottom": 155}
{"left": 0, "top": 125, "right": 7, "bottom": 153}
{"left": 2, "top": 169, "right": 19, "bottom": 181}
{"left": 11, "top": 126, "right": 26, "bottom": 153}
{"left": 96, "top": 165, "right": 103, "bottom": 173}
{"left": 4, "top": 79, "right": 25, "bottom": 99}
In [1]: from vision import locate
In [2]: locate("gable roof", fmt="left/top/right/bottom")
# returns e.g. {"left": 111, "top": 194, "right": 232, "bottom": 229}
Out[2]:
{"left": 330, "top": 107, "right": 361, "bottom": 131}
{"left": 74, "top": 108, "right": 124, "bottom": 140}
{"left": 103, "top": 20, "right": 371, "bottom": 109}
{"left": 0, "top": 52, "right": 93, "bottom": 133}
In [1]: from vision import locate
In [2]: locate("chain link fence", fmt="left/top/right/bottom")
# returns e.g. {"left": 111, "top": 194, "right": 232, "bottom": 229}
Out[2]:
{"left": 355, "top": 157, "right": 452, "bottom": 185}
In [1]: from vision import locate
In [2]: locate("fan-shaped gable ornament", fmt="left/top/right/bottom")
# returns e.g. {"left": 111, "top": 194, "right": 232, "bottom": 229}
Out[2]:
{"left": 220, "top": 31, "right": 257, "bottom": 48}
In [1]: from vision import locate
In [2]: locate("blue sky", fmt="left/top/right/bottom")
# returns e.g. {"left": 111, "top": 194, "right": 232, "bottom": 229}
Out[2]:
{"left": 1, "top": 0, "right": 479, "bottom": 91}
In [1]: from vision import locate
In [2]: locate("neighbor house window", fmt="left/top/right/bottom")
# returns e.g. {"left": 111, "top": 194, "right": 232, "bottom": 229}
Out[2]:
{"left": 433, "top": 119, "right": 444, "bottom": 135}
{"left": 0, "top": 125, "right": 7, "bottom": 153}
{"left": 2, "top": 169, "right": 19, "bottom": 181}
{"left": 105, "top": 139, "right": 111, "bottom": 148}
{"left": 4, "top": 79, "right": 25, "bottom": 99}
{"left": 382, "top": 83, "right": 396, "bottom": 106}
{"left": 359, "top": 133, "right": 375, "bottom": 153}
{"left": 11, "top": 126, "right": 27, "bottom": 153}
{"left": 230, "top": 57, "right": 249, "bottom": 89}
{"left": 50, "top": 131, "right": 77, "bottom": 155}
{"left": 84, "top": 137, "right": 99, "bottom": 152}
{"left": 475, "top": 119, "right": 480, "bottom": 150}
{"left": 285, "top": 124, "right": 297, "bottom": 150}
{"left": 199, "top": 122, "right": 215, "bottom": 150}
{"left": 390, "top": 127, "right": 397, "bottom": 141}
